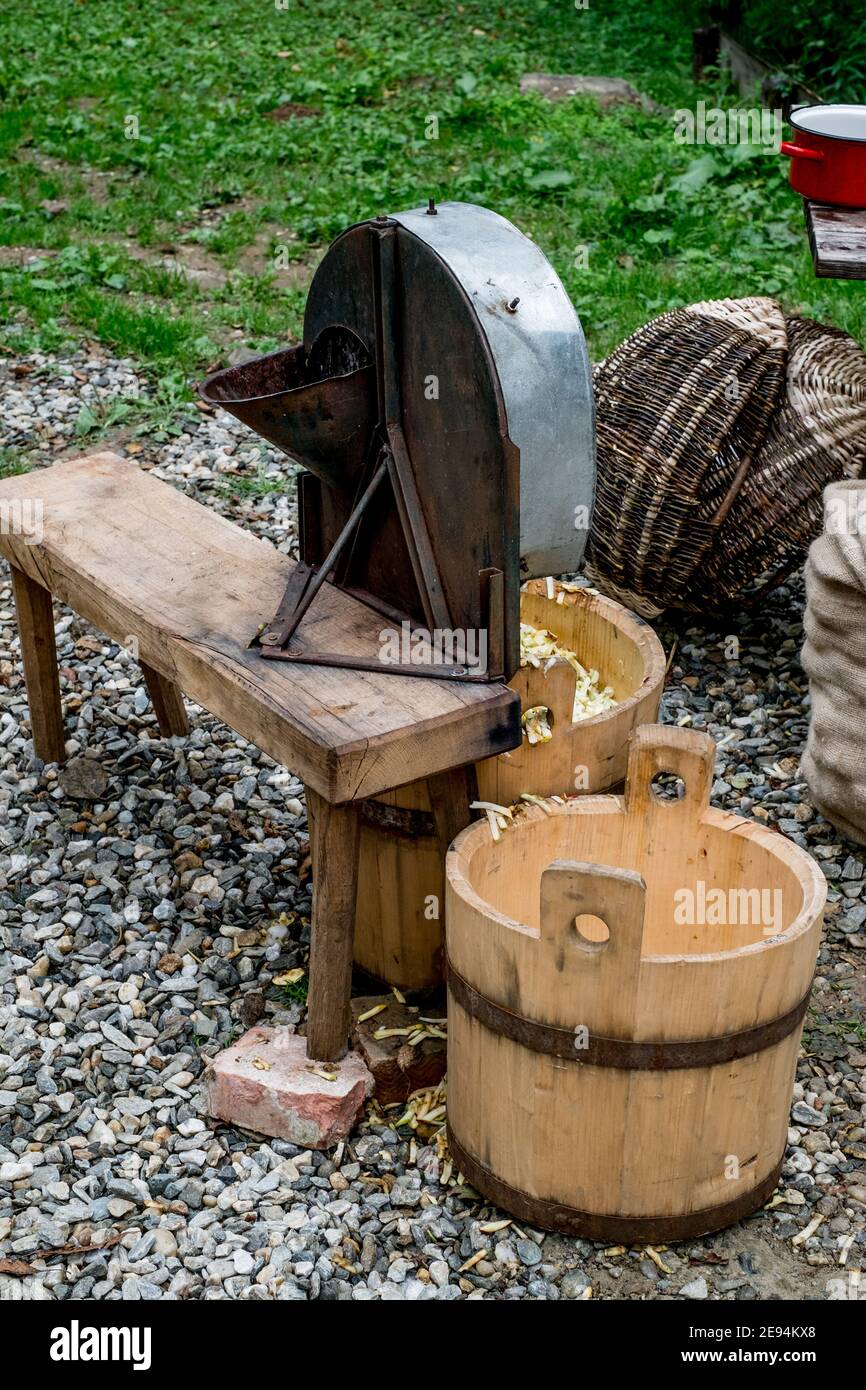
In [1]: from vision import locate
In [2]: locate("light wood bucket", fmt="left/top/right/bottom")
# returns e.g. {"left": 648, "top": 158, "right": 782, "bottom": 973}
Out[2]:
{"left": 353, "top": 584, "right": 666, "bottom": 992}
{"left": 446, "top": 725, "right": 826, "bottom": 1242}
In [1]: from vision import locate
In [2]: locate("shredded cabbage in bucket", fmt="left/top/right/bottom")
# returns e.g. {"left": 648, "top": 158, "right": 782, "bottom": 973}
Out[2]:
{"left": 520, "top": 621, "right": 616, "bottom": 742}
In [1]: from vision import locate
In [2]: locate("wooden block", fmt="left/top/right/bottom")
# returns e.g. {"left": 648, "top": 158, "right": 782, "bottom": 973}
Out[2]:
{"left": 805, "top": 201, "right": 866, "bottom": 281}
{"left": 351, "top": 995, "right": 447, "bottom": 1106}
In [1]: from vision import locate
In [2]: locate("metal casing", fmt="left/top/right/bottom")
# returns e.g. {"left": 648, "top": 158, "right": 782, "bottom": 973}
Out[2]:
{"left": 391, "top": 202, "right": 596, "bottom": 577}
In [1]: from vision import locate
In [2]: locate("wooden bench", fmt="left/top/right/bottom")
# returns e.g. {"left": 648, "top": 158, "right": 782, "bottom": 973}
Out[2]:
{"left": 0, "top": 451, "right": 521, "bottom": 1060}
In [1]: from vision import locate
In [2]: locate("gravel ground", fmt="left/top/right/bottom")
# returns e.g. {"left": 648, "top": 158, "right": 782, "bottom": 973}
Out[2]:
{"left": 0, "top": 349, "right": 864, "bottom": 1302}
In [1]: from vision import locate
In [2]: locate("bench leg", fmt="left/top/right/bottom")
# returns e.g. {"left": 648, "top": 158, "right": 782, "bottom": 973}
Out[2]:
{"left": 140, "top": 661, "right": 190, "bottom": 738}
{"left": 10, "top": 566, "right": 66, "bottom": 765}
{"left": 427, "top": 764, "right": 479, "bottom": 854}
{"left": 304, "top": 786, "right": 361, "bottom": 1063}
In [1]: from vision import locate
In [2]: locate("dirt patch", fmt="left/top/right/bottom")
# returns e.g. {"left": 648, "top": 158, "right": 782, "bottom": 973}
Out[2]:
{"left": 265, "top": 102, "right": 321, "bottom": 121}
{"left": 542, "top": 1216, "right": 837, "bottom": 1301}
{"left": 135, "top": 240, "right": 227, "bottom": 292}
{"left": 170, "top": 196, "right": 320, "bottom": 289}
{"left": 24, "top": 151, "right": 114, "bottom": 205}
{"left": 0, "top": 236, "right": 228, "bottom": 292}
{"left": 162, "top": 230, "right": 320, "bottom": 292}
{"left": 234, "top": 231, "right": 322, "bottom": 290}
{"left": 0, "top": 232, "right": 317, "bottom": 296}
{"left": 520, "top": 73, "right": 659, "bottom": 114}
{"left": 0, "top": 246, "right": 53, "bottom": 269}
{"left": 4, "top": 161, "right": 319, "bottom": 295}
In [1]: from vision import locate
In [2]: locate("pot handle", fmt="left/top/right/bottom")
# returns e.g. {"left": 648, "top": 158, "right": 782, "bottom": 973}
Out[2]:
{"left": 780, "top": 141, "right": 824, "bottom": 161}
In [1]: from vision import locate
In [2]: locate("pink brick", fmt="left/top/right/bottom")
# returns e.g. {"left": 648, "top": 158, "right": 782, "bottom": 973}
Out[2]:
{"left": 206, "top": 1026, "right": 374, "bottom": 1149}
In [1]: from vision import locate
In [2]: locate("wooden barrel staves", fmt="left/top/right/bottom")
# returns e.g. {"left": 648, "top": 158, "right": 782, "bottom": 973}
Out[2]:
{"left": 353, "top": 583, "right": 666, "bottom": 992}
{"left": 354, "top": 781, "right": 445, "bottom": 992}
{"left": 445, "top": 725, "right": 826, "bottom": 1241}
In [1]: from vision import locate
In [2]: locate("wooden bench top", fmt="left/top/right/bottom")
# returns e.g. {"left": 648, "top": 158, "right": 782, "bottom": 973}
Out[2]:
{"left": 0, "top": 452, "right": 520, "bottom": 802}
{"left": 805, "top": 201, "right": 866, "bottom": 281}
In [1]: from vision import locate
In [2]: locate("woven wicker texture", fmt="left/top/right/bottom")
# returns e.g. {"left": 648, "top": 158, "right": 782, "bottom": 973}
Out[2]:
{"left": 585, "top": 298, "right": 866, "bottom": 616}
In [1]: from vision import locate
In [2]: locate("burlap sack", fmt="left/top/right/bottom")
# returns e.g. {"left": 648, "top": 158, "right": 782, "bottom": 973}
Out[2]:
{"left": 802, "top": 480, "right": 866, "bottom": 844}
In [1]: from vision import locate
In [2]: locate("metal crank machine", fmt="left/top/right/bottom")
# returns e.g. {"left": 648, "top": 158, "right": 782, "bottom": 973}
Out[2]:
{"left": 201, "top": 201, "right": 596, "bottom": 681}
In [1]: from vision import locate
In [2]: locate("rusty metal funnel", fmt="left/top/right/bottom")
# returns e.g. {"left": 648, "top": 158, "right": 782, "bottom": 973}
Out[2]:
{"left": 199, "top": 326, "right": 375, "bottom": 493}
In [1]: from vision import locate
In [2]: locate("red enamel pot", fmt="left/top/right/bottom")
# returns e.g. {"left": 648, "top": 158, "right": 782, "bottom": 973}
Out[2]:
{"left": 781, "top": 104, "right": 866, "bottom": 208}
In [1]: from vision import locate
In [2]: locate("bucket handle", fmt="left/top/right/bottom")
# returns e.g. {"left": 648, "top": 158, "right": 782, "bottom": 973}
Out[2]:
{"left": 512, "top": 658, "right": 576, "bottom": 734}
{"left": 540, "top": 861, "right": 646, "bottom": 1035}
{"left": 624, "top": 724, "right": 715, "bottom": 818}
{"left": 542, "top": 856, "right": 644, "bottom": 967}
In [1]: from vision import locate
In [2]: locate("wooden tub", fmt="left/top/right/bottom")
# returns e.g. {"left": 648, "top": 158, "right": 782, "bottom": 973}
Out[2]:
{"left": 445, "top": 725, "right": 826, "bottom": 1241}
{"left": 353, "top": 583, "right": 666, "bottom": 991}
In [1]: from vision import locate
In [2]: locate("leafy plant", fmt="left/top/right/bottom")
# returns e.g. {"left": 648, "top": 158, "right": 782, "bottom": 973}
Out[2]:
{"left": 75, "top": 398, "right": 133, "bottom": 437}
{"left": 730, "top": 1, "right": 866, "bottom": 102}
{"left": 280, "top": 975, "right": 308, "bottom": 1005}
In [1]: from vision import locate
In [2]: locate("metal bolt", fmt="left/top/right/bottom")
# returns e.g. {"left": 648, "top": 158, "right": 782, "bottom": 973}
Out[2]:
{"left": 426, "top": 197, "right": 437, "bottom": 215}
{"left": 506, "top": 296, "right": 520, "bottom": 312}
{"left": 261, "top": 632, "right": 281, "bottom": 646}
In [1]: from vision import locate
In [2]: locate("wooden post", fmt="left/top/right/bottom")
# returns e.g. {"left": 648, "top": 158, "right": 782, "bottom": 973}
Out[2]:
{"left": 692, "top": 25, "right": 720, "bottom": 81}
{"left": 304, "top": 786, "right": 361, "bottom": 1062}
{"left": 140, "top": 661, "right": 190, "bottom": 737}
{"left": 427, "top": 764, "right": 479, "bottom": 854}
{"left": 10, "top": 566, "right": 65, "bottom": 764}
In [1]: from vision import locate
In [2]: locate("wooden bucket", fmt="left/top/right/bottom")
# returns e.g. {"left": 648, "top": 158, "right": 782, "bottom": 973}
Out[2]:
{"left": 353, "top": 584, "right": 666, "bottom": 992}
{"left": 446, "top": 725, "right": 826, "bottom": 1242}
{"left": 476, "top": 580, "right": 666, "bottom": 803}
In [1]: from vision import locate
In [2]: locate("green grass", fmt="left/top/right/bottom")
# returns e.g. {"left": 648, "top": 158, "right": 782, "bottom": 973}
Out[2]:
{"left": 214, "top": 464, "right": 287, "bottom": 501}
{"left": 0, "top": 0, "right": 863, "bottom": 425}
{"left": 280, "top": 976, "right": 309, "bottom": 1006}
{"left": 0, "top": 449, "right": 29, "bottom": 478}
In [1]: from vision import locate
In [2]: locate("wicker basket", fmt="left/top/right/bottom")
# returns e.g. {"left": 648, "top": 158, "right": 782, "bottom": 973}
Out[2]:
{"left": 586, "top": 298, "right": 866, "bottom": 616}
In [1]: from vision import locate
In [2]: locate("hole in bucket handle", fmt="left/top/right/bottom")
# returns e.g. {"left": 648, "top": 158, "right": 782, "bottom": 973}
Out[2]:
{"left": 573, "top": 913, "right": 611, "bottom": 954}
{"left": 650, "top": 770, "right": 686, "bottom": 803}
{"left": 626, "top": 725, "right": 715, "bottom": 816}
